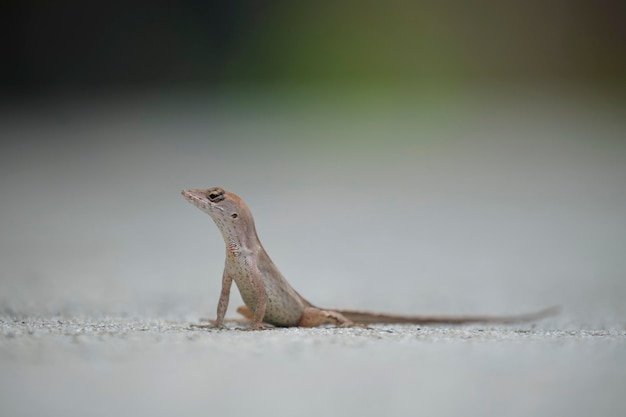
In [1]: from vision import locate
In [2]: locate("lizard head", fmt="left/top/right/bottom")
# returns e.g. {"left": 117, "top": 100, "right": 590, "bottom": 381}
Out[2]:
{"left": 181, "top": 187, "right": 257, "bottom": 239}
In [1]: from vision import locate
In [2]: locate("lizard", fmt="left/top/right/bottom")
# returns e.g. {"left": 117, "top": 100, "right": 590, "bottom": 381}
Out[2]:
{"left": 181, "top": 187, "right": 559, "bottom": 330}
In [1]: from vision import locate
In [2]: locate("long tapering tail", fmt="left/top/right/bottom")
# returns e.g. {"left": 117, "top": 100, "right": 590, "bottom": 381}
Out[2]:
{"left": 333, "top": 306, "right": 560, "bottom": 325}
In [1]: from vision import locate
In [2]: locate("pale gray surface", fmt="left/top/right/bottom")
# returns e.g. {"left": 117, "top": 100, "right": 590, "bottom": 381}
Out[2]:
{"left": 1, "top": 317, "right": 624, "bottom": 417}
{"left": 1, "top": 89, "right": 625, "bottom": 416}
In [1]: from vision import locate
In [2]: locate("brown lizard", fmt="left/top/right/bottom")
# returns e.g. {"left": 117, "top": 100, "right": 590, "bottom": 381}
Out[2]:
{"left": 182, "top": 187, "right": 558, "bottom": 330}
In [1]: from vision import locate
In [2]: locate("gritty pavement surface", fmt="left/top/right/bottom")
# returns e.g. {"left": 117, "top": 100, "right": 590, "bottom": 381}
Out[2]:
{"left": 1, "top": 314, "right": 625, "bottom": 417}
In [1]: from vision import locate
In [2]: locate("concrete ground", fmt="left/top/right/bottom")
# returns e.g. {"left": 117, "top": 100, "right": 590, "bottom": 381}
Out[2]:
{"left": 1, "top": 89, "right": 625, "bottom": 417}
{"left": 1, "top": 315, "right": 624, "bottom": 417}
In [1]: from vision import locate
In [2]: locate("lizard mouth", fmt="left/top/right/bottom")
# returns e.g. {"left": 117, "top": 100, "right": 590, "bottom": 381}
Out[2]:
{"left": 181, "top": 189, "right": 208, "bottom": 206}
{"left": 181, "top": 189, "right": 200, "bottom": 202}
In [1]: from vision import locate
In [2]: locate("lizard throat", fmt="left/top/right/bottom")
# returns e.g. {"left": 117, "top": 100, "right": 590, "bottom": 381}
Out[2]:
{"left": 226, "top": 240, "right": 242, "bottom": 257}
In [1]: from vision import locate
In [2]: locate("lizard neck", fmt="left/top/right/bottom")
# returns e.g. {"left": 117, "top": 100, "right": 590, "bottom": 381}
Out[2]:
{"left": 216, "top": 218, "right": 263, "bottom": 259}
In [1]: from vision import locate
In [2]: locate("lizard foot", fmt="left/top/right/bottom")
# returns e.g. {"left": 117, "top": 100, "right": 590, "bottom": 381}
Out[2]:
{"left": 189, "top": 321, "right": 226, "bottom": 330}
{"left": 338, "top": 322, "right": 371, "bottom": 329}
{"left": 298, "top": 307, "right": 367, "bottom": 328}
{"left": 236, "top": 322, "right": 272, "bottom": 331}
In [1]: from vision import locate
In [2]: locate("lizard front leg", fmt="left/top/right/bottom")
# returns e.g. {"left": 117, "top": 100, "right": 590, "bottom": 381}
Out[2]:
{"left": 214, "top": 269, "right": 234, "bottom": 326}
{"left": 190, "top": 269, "right": 233, "bottom": 329}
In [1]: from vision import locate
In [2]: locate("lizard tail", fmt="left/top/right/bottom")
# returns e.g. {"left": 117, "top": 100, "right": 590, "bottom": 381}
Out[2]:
{"left": 334, "top": 306, "right": 561, "bottom": 325}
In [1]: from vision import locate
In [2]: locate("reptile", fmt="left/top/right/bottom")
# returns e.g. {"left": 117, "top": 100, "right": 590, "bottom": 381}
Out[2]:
{"left": 182, "top": 187, "right": 558, "bottom": 330}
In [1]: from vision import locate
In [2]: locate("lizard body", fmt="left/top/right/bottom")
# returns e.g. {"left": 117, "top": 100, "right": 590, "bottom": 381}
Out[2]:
{"left": 182, "top": 187, "right": 557, "bottom": 329}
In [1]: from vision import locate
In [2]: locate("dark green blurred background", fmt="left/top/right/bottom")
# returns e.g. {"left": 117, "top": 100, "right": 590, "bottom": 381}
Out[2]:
{"left": 4, "top": 1, "right": 625, "bottom": 96}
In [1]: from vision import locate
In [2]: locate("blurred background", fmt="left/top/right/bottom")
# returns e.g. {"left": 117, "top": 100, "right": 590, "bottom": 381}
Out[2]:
{"left": 1, "top": 3, "right": 626, "bottom": 417}
{"left": 3, "top": 1, "right": 625, "bottom": 94}
{"left": 1, "top": 0, "right": 625, "bottom": 322}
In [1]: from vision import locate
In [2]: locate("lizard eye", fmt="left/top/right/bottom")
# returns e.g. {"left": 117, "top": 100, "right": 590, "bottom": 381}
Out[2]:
{"left": 231, "top": 213, "right": 238, "bottom": 219}
{"left": 207, "top": 188, "right": 225, "bottom": 202}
